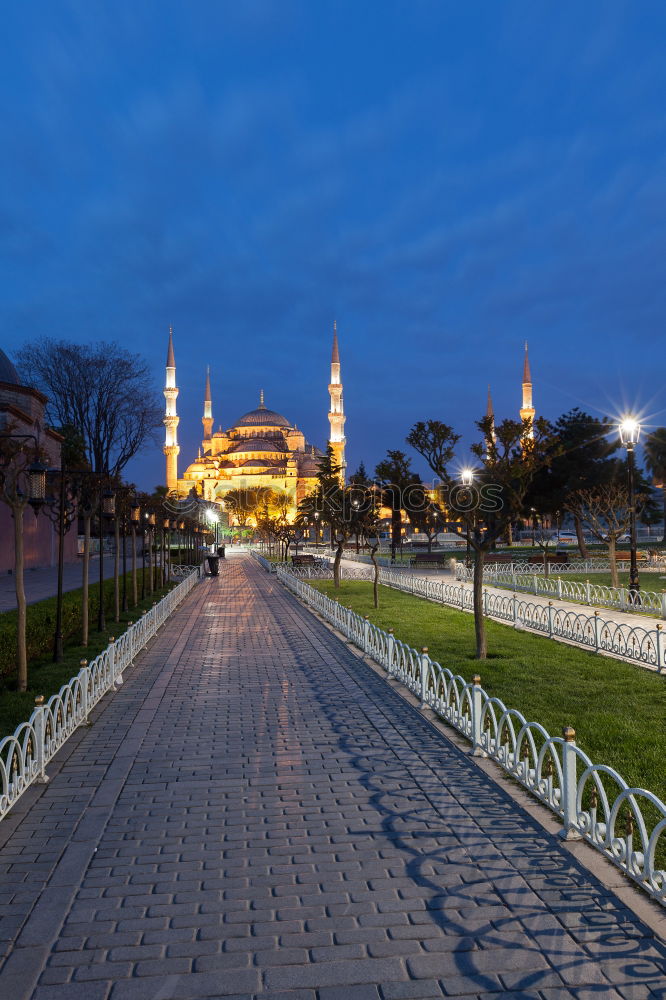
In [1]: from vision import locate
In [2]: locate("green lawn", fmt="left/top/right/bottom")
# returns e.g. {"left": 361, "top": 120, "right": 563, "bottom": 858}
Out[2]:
{"left": 0, "top": 570, "right": 175, "bottom": 737}
{"left": 310, "top": 580, "right": 666, "bottom": 805}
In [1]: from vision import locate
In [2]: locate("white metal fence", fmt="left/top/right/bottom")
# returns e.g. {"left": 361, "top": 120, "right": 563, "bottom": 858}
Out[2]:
{"left": 378, "top": 567, "right": 666, "bottom": 674}
{"left": 276, "top": 566, "right": 666, "bottom": 907}
{"left": 0, "top": 565, "right": 203, "bottom": 824}
{"left": 455, "top": 564, "right": 666, "bottom": 618}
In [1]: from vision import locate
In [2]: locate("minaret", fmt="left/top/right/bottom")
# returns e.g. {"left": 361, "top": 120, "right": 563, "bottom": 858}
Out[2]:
{"left": 519, "top": 341, "right": 535, "bottom": 441}
{"left": 163, "top": 326, "right": 180, "bottom": 491}
{"left": 202, "top": 366, "right": 213, "bottom": 441}
{"left": 328, "top": 321, "right": 346, "bottom": 482}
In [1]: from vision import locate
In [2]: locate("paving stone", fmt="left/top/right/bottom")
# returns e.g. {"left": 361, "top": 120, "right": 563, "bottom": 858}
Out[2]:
{"left": 0, "top": 557, "right": 661, "bottom": 1000}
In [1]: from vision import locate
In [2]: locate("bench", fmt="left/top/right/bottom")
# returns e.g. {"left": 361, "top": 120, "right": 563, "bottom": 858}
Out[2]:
{"left": 292, "top": 554, "right": 316, "bottom": 567}
{"left": 529, "top": 553, "right": 569, "bottom": 565}
{"left": 614, "top": 550, "right": 648, "bottom": 562}
{"left": 410, "top": 553, "right": 448, "bottom": 569}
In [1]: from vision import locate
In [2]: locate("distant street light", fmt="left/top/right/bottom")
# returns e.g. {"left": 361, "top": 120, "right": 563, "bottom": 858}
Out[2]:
{"left": 619, "top": 416, "right": 641, "bottom": 598}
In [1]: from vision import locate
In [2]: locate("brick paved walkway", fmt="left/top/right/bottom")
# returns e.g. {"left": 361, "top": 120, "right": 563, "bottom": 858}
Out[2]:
{"left": 0, "top": 555, "right": 664, "bottom": 1000}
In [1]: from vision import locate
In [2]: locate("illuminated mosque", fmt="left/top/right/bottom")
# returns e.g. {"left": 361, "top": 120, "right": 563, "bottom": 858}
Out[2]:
{"left": 162, "top": 324, "right": 346, "bottom": 508}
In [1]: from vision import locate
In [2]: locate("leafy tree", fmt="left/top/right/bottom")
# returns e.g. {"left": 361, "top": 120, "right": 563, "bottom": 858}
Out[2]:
{"left": 349, "top": 462, "right": 370, "bottom": 485}
{"left": 644, "top": 428, "right": 666, "bottom": 543}
{"left": 407, "top": 415, "right": 553, "bottom": 659}
{"left": 17, "top": 338, "right": 162, "bottom": 476}
{"left": 374, "top": 450, "right": 423, "bottom": 560}
{"left": 526, "top": 409, "right": 618, "bottom": 557}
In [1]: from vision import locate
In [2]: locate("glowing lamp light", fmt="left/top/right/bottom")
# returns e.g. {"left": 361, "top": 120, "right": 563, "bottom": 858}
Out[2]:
{"left": 619, "top": 417, "right": 641, "bottom": 448}
{"left": 27, "top": 460, "right": 47, "bottom": 509}
{"left": 460, "top": 468, "right": 474, "bottom": 487}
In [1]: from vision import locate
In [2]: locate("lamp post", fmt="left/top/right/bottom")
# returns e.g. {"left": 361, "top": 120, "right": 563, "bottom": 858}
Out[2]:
{"left": 130, "top": 500, "right": 140, "bottom": 606}
{"left": 147, "top": 511, "right": 156, "bottom": 594}
{"left": 619, "top": 416, "right": 641, "bottom": 598}
{"left": 314, "top": 511, "right": 320, "bottom": 550}
{"left": 98, "top": 487, "right": 115, "bottom": 631}
{"left": 460, "top": 469, "right": 474, "bottom": 569}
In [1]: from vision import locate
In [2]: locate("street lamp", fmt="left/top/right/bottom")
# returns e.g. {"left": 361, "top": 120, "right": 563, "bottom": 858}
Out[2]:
{"left": 98, "top": 487, "right": 116, "bottom": 631}
{"left": 130, "top": 500, "right": 140, "bottom": 606}
{"left": 314, "top": 511, "right": 320, "bottom": 550}
{"left": 147, "top": 511, "right": 156, "bottom": 594}
{"left": 619, "top": 416, "right": 641, "bottom": 598}
{"left": 460, "top": 469, "right": 474, "bottom": 569}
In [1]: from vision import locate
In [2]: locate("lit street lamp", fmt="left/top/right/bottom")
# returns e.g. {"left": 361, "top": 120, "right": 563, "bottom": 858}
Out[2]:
{"left": 460, "top": 469, "right": 474, "bottom": 569}
{"left": 619, "top": 416, "right": 641, "bottom": 598}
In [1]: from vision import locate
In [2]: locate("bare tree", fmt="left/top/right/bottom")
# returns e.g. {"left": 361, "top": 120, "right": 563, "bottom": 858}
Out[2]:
{"left": 16, "top": 339, "right": 162, "bottom": 476}
{"left": 565, "top": 484, "right": 647, "bottom": 588}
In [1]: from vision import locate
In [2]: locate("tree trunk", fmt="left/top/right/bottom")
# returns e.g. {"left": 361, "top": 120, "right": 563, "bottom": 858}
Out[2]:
{"left": 506, "top": 522, "right": 512, "bottom": 547}
{"left": 391, "top": 508, "right": 401, "bottom": 561}
{"left": 14, "top": 506, "right": 28, "bottom": 691}
{"left": 662, "top": 486, "right": 666, "bottom": 544}
{"left": 473, "top": 548, "right": 487, "bottom": 659}
{"left": 333, "top": 542, "right": 344, "bottom": 588}
{"left": 114, "top": 518, "right": 120, "bottom": 622}
{"left": 370, "top": 546, "right": 379, "bottom": 608}
{"left": 82, "top": 515, "right": 90, "bottom": 646}
{"left": 608, "top": 536, "right": 619, "bottom": 588}
{"left": 543, "top": 548, "right": 549, "bottom": 578}
{"left": 574, "top": 514, "right": 589, "bottom": 558}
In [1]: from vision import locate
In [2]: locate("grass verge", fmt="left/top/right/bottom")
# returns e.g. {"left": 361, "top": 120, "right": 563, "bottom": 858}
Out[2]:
{"left": 0, "top": 570, "right": 175, "bottom": 737}
{"left": 310, "top": 580, "right": 666, "bottom": 805}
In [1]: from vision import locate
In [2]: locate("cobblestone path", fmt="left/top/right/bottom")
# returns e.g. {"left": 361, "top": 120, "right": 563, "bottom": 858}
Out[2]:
{"left": 0, "top": 555, "right": 664, "bottom": 1000}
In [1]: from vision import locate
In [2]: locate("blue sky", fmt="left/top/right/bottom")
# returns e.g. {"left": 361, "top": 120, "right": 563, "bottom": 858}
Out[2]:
{"left": 2, "top": 0, "right": 665, "bottom": 488}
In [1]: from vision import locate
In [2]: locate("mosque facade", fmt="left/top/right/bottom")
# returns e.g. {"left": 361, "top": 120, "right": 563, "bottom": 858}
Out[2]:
{"left": 163, "top": 325, "right": 346, "bottom": 513}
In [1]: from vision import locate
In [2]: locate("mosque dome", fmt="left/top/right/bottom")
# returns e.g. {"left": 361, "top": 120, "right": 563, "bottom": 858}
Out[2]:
{"left": 233, "top": 391, "right": 291, "bottom": 429}
{"left": 0, "top": 349, "right": 20, "bottom": 385}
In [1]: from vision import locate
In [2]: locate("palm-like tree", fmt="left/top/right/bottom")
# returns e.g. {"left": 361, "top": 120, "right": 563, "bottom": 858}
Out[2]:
{"left": 644, "top": 428, "right": 666, "bottom": 542}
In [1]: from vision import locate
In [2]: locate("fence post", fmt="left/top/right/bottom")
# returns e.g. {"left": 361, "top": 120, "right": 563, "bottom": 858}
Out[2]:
{"left": 363, "top": 615, "right": 370, "bottom": 654}
{"left": 547, "top": 601, "right": 553, "bottom": 638}
{"left": 593, "top": 611, "right": 600, "bottom": 652}
{"left": 33, "top": 696, "right": 49, "bottom": 784}
{"left": 661, "top": 591, "right": 666, "bottom": 621}
{"left": 420, "top": 647, "right": 429, "bottom": 708}
{"left": 656, "top": 624, "right": 663, "bottom": 672}
{"left": 585, "top": 579, "right": 591, "bottom": 605}
{"left": 109, "top": 637, "right": 122, "bottom": 687}
{"left": 619, "top": 587, "right": 627, "bottom": 612}
{"left": 512, "top": 566, "right": 516, "bottom": 588}
{"left": 533, "top": 574, "right": 538, "bottom": 596}
{"left": 560, "top": 726, "right": 582, "bottom": 840}
{"left": 471, "top": 675, "right": 487, "bottom": 757}
{"left": 512, "top": 592, "right": 518, "bottom": 626}
{"left": 79, "top": 660, "right": 91, "bottom": 726}
{"left": 557, "top": 576, "right": 562, "bottom": 601}
{"left": 387, "top": 628, "right": 395, "bottom": 675}
{"left": 483, "top": 588, "right": 488, "bottom": 616}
